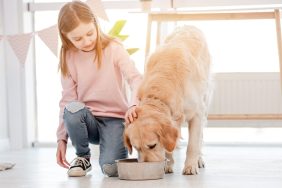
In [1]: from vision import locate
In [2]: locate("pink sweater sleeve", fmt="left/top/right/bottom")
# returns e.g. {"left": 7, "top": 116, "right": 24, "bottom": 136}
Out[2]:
{"left": 114, "top": 44, "right": 143, "bottom": 106}
{"left": 56, "top": 55, "right": 78, "bottom": 142}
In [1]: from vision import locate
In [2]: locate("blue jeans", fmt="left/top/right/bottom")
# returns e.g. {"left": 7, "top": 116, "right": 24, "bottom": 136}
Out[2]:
{"left": 63, "top": 102, "right": 128, "bottom": 172}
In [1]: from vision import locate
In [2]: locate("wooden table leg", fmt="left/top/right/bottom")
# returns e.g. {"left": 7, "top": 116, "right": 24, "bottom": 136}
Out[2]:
{"left": 274, "top": 9, "right": 282, "bottom": 93}
{"left": 145, "top": 14, "right": 152, "bottom": 63}
{"left": 156, "top": 21, "right": 161, "bottom": 47}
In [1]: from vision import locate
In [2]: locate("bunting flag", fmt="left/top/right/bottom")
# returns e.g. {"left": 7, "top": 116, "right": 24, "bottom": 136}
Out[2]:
{"left": 0, "top": 0, "right": 109, "bottom": 65}
{"left": 7, "top": 33, "right": 33, "bottom": 64}
{"left": 37, "top": 25, "right": 59, "bottom": 57}
{"left": 86, "top": 0, "right": 109, "bottom": 21}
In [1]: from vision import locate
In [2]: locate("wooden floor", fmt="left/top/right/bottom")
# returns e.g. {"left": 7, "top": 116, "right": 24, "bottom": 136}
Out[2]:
{"left": 0, "top": 145, "right": 282, "bottom": 188}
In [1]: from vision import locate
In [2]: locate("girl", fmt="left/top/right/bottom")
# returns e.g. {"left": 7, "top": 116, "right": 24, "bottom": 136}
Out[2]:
{"left": 56, "top": 1, "right": 142, "bottom": 177}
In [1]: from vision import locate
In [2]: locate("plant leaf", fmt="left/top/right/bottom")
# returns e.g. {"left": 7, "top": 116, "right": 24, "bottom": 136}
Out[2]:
{"left": 116, "top": 35, "right": 128, "bottom": 41}
{"left": 108, "top": 20, "right": 126, "bottom": 36}
{"left": 127, "top": 48, "right": 139, "bottom": 55}
{"left": 108, "top": 20, "right": 139, "bottom": 56}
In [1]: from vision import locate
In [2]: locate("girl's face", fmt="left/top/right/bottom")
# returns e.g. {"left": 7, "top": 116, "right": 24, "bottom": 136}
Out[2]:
{"left": 67, "top": 22, "right": 97, "bottom": 52}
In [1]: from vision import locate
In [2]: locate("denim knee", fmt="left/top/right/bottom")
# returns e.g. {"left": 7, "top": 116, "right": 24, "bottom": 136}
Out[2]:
{"left": 63, "top": 101, "right": 86, "bottom": 130}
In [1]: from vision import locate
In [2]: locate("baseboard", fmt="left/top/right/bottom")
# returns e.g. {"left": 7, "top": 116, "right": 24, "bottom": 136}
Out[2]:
{"left": 0, "top": 138, "right": 10, "bottom": 151}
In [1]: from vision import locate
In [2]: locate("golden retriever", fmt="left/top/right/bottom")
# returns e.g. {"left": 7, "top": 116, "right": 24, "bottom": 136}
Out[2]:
{"left": 124, "top": 25, "right": 212, "bottom": 175}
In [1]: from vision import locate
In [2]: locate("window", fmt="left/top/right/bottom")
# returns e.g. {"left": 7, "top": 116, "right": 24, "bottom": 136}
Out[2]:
{"left": 34, "top": 11, "right": 60, "bottom": 143}
{"left": 176, "top": 20, "right": 279, "bottom": 73}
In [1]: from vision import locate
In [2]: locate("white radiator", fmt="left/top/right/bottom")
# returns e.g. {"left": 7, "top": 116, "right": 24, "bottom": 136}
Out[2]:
{"left": 209, "top": 73, "right": 282, "bottom": 114}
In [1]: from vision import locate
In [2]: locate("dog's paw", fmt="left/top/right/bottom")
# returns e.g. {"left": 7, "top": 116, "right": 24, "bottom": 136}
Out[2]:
{"left": 164, "top": 165, "right": 174, "bottom": 173}
{"left": 198, "top": 157, "right": 205, "bottom": 168}
{"left": 182, "top": 163, "right": 199, "bottom": 175}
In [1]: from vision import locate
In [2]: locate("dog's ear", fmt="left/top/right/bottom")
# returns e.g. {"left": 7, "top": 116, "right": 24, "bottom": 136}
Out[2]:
{"left": 159, "top": 122, "right": 179, "bottom": 152}
{"left": 123, "top": 128, "right": 133, "bottom": 154}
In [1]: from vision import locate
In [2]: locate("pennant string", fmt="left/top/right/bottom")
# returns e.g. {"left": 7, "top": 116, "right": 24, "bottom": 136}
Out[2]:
{"left": 0, "top": 0, "right": 109, "bottom": 64}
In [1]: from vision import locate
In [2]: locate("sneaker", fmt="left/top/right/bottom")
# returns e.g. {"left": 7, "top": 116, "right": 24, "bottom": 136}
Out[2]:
{"left": 102, "top": 163, "right": 118, "bottom": 177}
{"left": 67, "top": 157, "right": 92, "bottom": 177}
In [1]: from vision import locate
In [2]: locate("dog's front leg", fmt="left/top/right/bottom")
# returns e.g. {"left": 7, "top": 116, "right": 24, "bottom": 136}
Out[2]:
{"left": 164, "top": 152, "right": 174, "bottom": 173}
{"left": 183, "top": 116, "right": 204, "bottom": 175}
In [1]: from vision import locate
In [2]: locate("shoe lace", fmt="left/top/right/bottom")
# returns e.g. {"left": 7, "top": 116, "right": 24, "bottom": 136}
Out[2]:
{"left": 71, "top": 157, "right": 90, "bottom": 168}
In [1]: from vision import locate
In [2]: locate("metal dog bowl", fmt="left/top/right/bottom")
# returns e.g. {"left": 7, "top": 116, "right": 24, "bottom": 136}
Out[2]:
{"left": 116, "top": 158, "right": 165, "bottom": 180}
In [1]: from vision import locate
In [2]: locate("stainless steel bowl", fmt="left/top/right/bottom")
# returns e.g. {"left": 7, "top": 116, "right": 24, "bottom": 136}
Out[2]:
{"left": 116, "top": 158, "right": 165, "bottom": 180}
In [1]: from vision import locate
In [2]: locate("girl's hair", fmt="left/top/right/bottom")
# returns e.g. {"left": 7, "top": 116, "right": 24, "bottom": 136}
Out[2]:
{"left": 58, "top": 1, "right": 114, "bottom": 77}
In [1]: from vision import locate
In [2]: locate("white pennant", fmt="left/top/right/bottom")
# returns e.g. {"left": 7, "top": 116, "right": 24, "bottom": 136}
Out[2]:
{"left": 86, "top": 0, "right": 109, "bottom": 21}
{"left": 7, "top": 33, "right": 32, "bottom": 64}
{"left": 37, "top": 25, "right": 59, "bottom": 57}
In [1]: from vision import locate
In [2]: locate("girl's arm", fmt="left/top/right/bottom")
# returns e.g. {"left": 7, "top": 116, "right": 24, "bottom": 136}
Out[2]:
{"left": 114, "top": 44, "right": 143, "bottom": 107}
{"left": 57, "top": 67, "right": 78, "bottom": 143}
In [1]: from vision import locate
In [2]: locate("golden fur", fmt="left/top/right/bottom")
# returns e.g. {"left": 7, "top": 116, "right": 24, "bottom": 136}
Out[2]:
{"left": 124, "top": 25, "right": 212, "bottom": 175}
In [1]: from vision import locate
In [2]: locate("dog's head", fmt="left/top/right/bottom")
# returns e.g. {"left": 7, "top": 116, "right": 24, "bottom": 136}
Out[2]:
{"left": 124, "top": 105, "right": 179, "bottom": 162}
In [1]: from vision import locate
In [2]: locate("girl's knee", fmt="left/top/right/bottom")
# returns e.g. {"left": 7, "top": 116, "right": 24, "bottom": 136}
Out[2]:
{"left": 65, "top": 101, "right": 85, "bottom": 113}
{"left": 63, "top": 101, "right": 86, "bottom": 128}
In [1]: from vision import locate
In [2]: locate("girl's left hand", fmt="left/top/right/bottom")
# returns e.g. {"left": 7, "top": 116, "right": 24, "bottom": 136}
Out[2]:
{"left": 125, "top": 105, "right": 138, "bottom": 125}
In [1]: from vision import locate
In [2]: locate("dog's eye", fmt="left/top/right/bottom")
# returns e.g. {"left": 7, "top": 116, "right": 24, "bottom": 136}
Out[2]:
{"left": 148, "top": 144, "right": 156, "bottom": 149}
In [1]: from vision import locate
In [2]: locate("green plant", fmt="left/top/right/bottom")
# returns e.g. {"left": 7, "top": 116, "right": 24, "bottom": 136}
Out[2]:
{"left": 108, "top": 20, "right": 139, "bottom": 55}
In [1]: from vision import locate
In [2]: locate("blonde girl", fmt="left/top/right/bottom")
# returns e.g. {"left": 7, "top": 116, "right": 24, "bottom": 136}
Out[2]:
{"left": 56, "top": 1, "right": 141, "bottom": 177}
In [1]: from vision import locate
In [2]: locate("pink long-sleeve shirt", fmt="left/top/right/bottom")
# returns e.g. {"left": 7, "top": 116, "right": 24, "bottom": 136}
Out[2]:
{"left": 56, "top": 41, "right": 142, "bottom": 142}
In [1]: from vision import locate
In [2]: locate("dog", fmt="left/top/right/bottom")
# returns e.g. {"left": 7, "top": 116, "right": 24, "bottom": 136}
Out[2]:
{"left": 124, "top": 25, "right": 212, "bottom": 175}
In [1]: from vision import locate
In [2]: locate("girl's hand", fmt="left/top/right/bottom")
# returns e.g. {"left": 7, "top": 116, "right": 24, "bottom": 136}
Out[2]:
{"left": 125, "top": 105, "right": 138, "bottom": 125}
{"left": 56, "top": 140, "right": 70, "bottom": 169}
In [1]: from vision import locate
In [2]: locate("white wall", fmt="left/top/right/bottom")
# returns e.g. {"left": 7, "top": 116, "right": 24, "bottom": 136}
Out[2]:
{"left": 0, "top": 0, "right": 9, "bottom": 151}
{"left": 0, "top": 0, "right": 34, "bottom": 151}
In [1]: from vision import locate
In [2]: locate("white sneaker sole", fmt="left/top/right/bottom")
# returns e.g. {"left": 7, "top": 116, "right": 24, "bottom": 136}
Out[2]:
{"left": 68, "top": 166, "right": 92, "bottom": 177}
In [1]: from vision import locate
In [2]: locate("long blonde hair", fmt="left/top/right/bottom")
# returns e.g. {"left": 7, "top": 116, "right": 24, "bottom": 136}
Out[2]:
{"left": 58, "top": 1, "right": 113, "bottom": 77}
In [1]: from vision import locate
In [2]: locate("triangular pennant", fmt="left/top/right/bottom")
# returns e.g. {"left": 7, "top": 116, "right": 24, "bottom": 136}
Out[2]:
{"left": 7, "top": 33, "right": 32, "bottom": 64}
{"left": 37, "top": 25, "right": 59, "bottom": 57}
{"left": 86, "top": 0, "right": 109, "bottom": 21}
